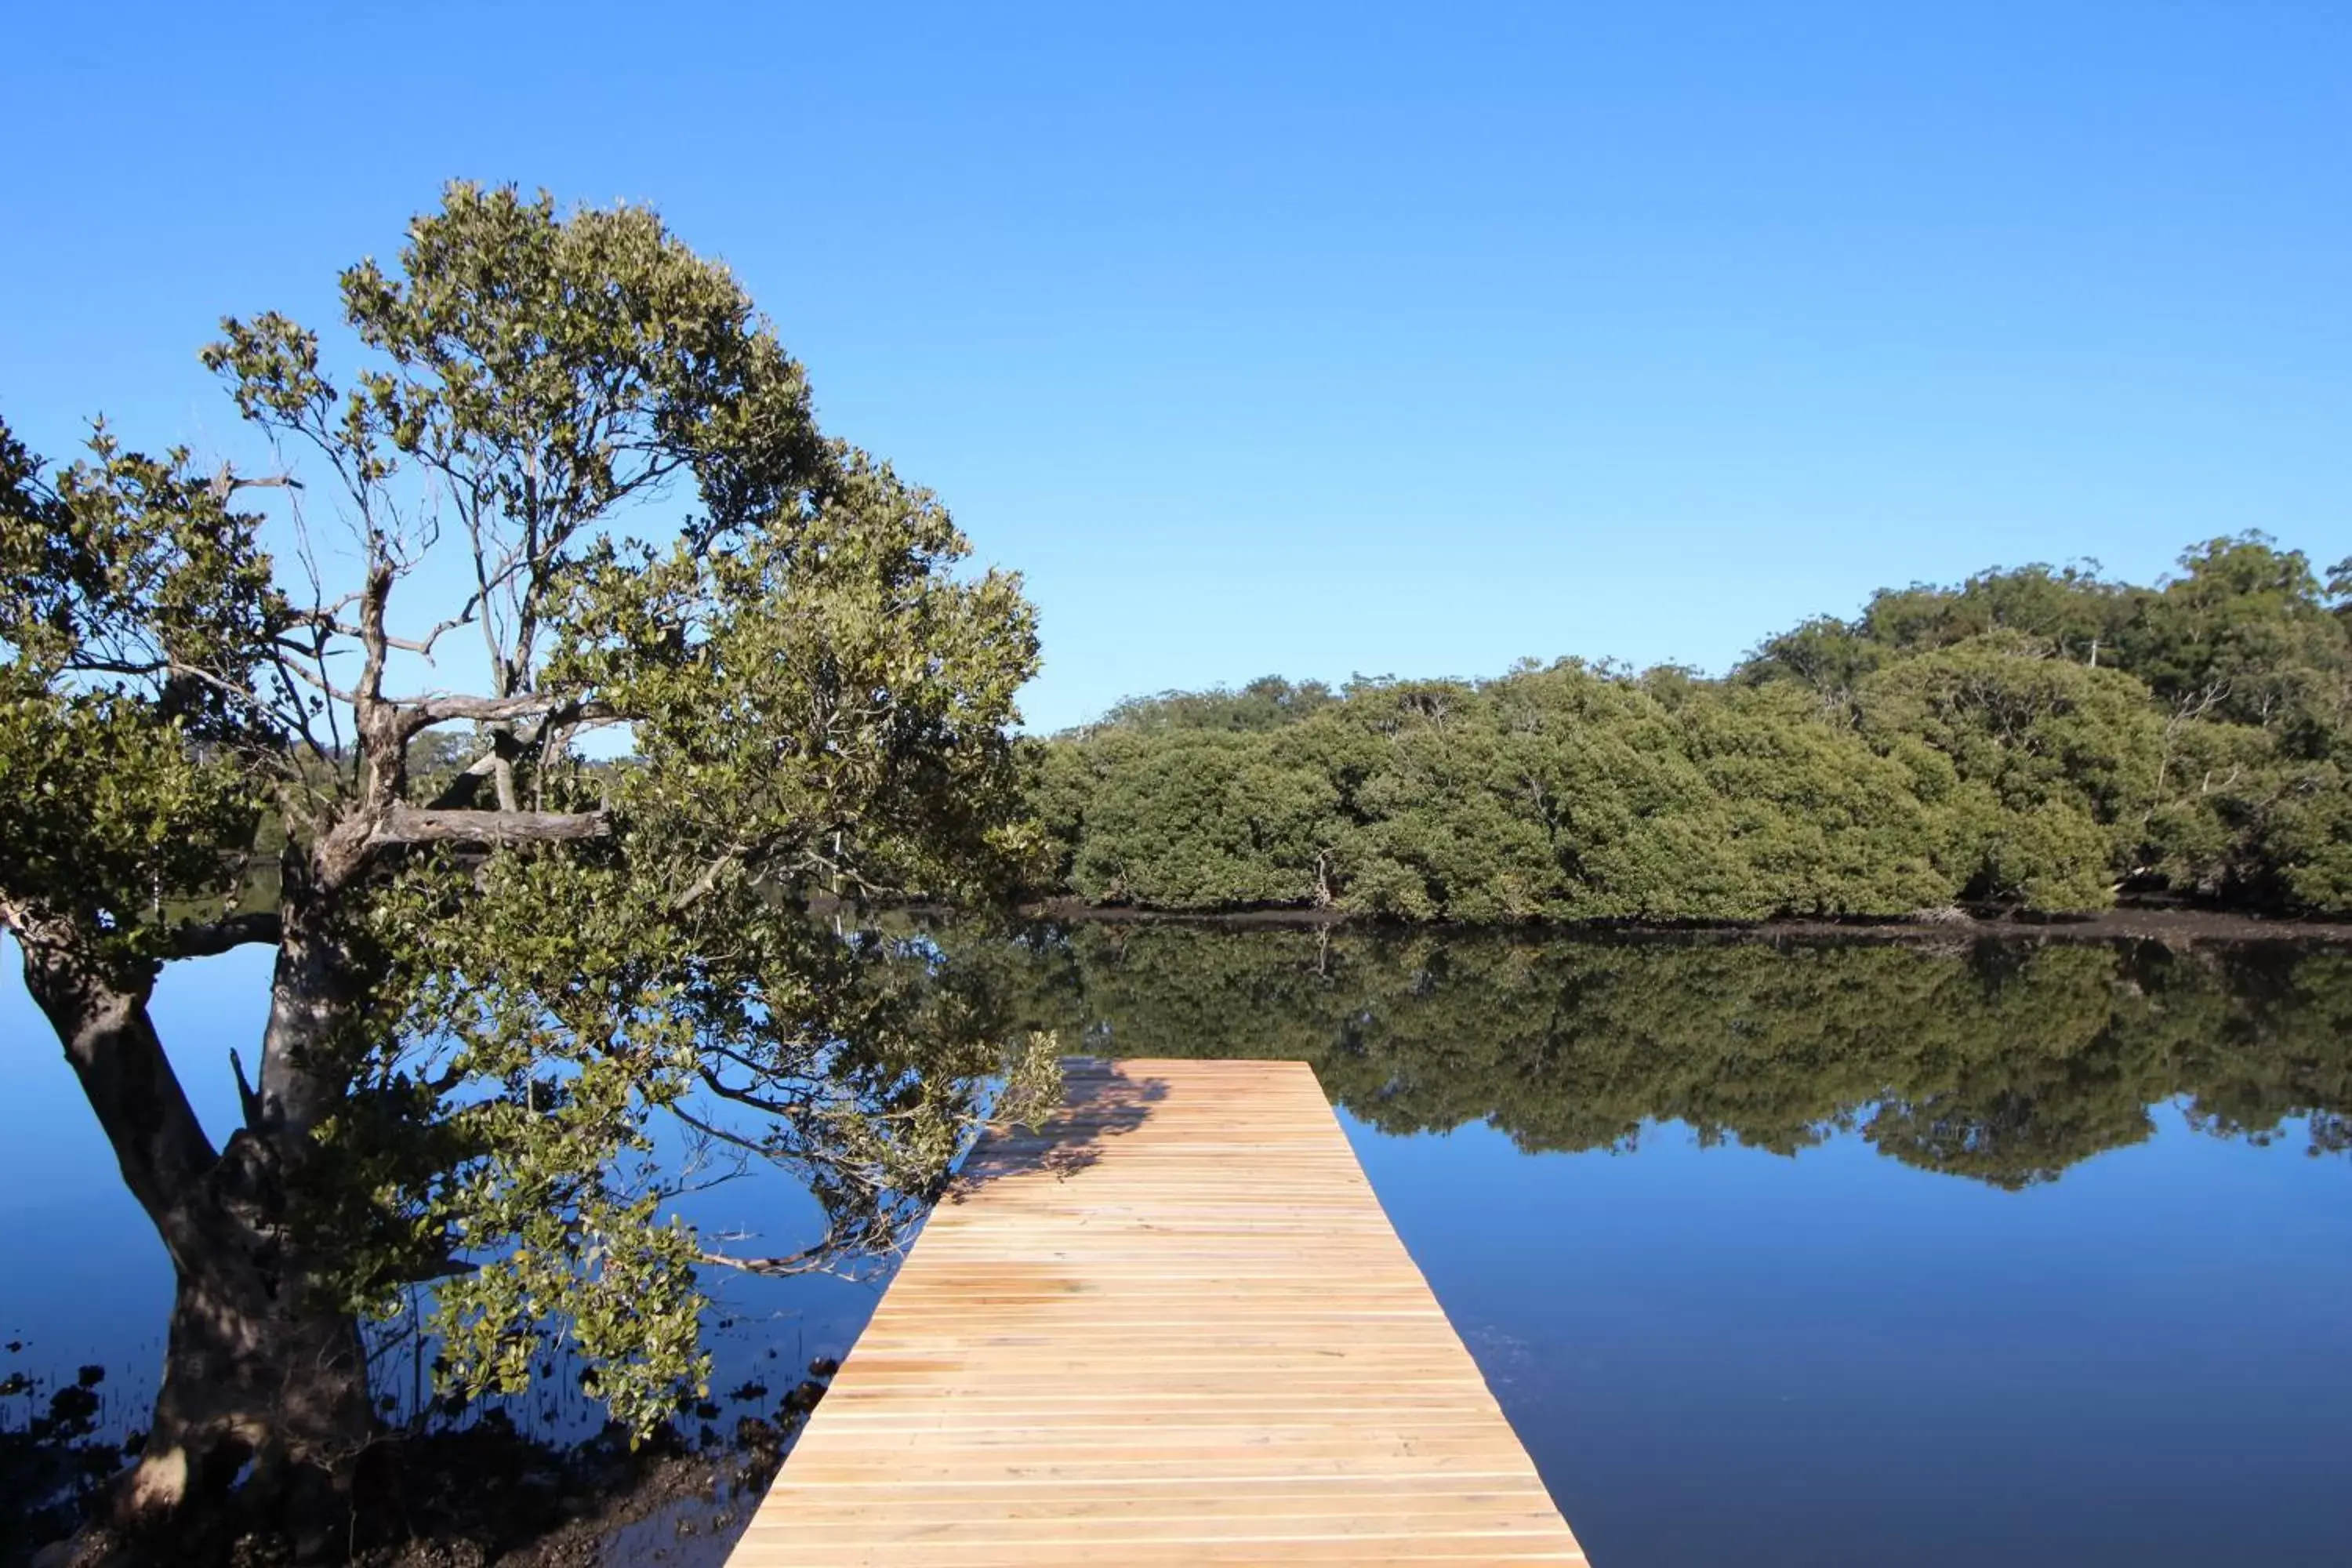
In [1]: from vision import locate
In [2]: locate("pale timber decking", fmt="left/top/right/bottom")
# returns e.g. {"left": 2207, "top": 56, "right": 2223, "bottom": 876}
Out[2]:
{"left": 728, "top": 1058, "right": 1588, "bottom": 1566}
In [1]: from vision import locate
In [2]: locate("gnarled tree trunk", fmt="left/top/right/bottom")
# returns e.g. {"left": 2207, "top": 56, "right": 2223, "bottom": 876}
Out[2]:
{"left": 15, "top": 920, "right": 376, "bottom": 1560}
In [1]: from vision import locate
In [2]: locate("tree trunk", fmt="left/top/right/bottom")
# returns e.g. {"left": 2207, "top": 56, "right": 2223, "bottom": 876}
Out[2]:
{"left": 125, "top": 1196, "right": 376, "bottom": 1552}
{"left": 14, "top": 924, "right": 376, "bottom": 1559}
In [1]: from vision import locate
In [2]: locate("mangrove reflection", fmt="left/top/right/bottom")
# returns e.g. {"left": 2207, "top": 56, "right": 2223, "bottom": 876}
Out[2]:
{"left": 942, "top": 924, "right": 2352, "bottom": 1189}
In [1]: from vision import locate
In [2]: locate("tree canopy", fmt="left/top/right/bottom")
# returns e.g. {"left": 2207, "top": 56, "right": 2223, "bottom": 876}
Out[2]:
{"left": 1031, "top": 537, "right": 2352, "bottom": 920}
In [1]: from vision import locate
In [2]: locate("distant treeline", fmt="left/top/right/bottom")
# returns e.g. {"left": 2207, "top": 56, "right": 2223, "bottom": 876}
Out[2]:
{"left": 1025, "top": 535, "right": 2352, "bottom": 920}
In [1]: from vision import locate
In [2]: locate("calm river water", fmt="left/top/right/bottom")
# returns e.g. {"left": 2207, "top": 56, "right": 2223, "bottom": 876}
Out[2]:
{"left": 6, "top": 924, "right": 2350, "bottom": 1566}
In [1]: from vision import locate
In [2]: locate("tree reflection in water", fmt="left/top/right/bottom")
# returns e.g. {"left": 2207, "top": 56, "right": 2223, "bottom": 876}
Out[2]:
{"left": 945, "top": 924, "right": 2352, "bottom": 1190}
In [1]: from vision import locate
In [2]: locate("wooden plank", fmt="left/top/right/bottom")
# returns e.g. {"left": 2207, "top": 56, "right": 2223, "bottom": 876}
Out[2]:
{"left": 726, "top": 1058, "right": 1588, "bottom": 1566}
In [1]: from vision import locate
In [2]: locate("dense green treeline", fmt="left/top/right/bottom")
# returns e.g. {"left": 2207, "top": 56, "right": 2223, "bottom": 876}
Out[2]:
{"left": 1027, "top": 535, "right": 2352, "bottom": 919}
{"left": 943, "top": 921, "right": 2352, "bottom": 1189}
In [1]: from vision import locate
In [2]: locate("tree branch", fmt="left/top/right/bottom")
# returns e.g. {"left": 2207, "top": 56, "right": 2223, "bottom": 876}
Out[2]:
{"left": 167, "top": 911, "right": 283, "bottom": 959}
{"left": 366, "top": 804, "right": 609, "bottom": 849}
{"left": 695, "top": 1239, "right": 838, "bottom": 1278}
{"left": 12, "top": 925, "right": 224, "bottom": 1272}
{"left": 392, "top": 692, "right": 616, "bottom": 727}
{"left": 423, "top": 746, "right": 506, "bottom": 811}
{"left": 670, "top": 847, "right": 750, "bottom": 913}
{"left": 287, "top": 609, "right": 442, "bottom": 659}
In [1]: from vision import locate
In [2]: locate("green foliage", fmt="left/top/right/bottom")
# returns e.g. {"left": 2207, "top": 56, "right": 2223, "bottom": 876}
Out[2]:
{"left": 2259, "top": 764, "right": 2352, "bottom": 910}
{"left": 1095, "top": 675, "right": 1339, "bottom": 735}
{"left": 1857, "top": 561, "right": 2134, "bottom": 665}
{"left": 3, "top": 183, "right": 1055, "bottom": 1443}
{"left": 1062, "top": 729, "right": 1342, "bottom": 908}
{"left": 1036, "top": 535, "right": 2352, "bottom": 920}
{"left": 0, "top": 425, "right": 274, "bottom": 966}
{"left": 1677, "top": 682, "right": 1951, "bottom": 914}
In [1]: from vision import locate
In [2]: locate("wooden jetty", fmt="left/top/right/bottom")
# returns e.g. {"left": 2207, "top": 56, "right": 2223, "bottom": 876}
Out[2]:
{"left": 728, "top": 1058, "right": 1588, "bottom": 1566}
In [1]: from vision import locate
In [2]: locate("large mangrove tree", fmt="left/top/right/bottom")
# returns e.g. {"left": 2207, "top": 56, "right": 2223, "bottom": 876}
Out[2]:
{"left": 0, "top": 183, "right": 1052, "bottom": 1555}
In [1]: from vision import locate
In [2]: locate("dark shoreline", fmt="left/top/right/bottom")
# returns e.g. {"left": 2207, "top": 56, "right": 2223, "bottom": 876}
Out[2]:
{"left": 992, "top": 898, "right": 2352, "bottom": 947}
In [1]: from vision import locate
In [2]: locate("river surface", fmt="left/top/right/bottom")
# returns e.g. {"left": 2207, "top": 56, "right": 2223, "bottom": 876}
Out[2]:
{"left": 6, "top": 924, "right": 2351, "bottom": 1566}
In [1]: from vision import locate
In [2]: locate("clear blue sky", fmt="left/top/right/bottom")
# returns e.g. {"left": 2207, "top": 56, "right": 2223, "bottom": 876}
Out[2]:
{"left": 3, "top": 2, "right": 2346, "bottom": 732}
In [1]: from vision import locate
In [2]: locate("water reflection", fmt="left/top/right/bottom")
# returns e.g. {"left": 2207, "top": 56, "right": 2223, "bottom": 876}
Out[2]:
{"left": 9, "top": 924, "right": 2351, "bottom": 1566}
{"left": 953, "top": 924, "right": 2352, "bottom": 1185}
{"left": 947, "top": 924, "right": 2352, "bottom": 1566}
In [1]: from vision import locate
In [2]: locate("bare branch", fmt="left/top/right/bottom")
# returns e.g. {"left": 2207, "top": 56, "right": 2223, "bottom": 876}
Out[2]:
{"left": 167, "top": 911, "right": 283, "bottom": 959}
{"left": 695, "top": 1065, "right": 799, "bottom": 1119}
{"left": 286, "top": 609, "right": 442, "bottom": 659}
{"left": 366, "top": 804, "right": 609, "bottom": 850}
{"left": 266, "top": 648, "right": 361, "bottom": 705}
{"left": 75, "top": 654, "right": 339, "bottom": 735}
{"left": 423, "top": 747, "right": 506, "bottom": 811}
{"left": 392, "top": 692, "right": 616, "bottom": 726}
{"left": 207, "top": 463, "right": 303, "bottom": 503}
{"left": 695, "top": 1240, "right": 839, "bottom": 1278}
{"left": 667, "top": 1102, "right": 774, "bottom": 1158}
{"left": 670, "top": 848, "right": 748, "bottom": 913}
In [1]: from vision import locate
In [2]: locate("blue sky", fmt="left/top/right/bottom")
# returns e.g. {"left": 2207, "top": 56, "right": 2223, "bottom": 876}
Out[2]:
{"left": 2, "top": 1, "right": 2346, "bottom": 731}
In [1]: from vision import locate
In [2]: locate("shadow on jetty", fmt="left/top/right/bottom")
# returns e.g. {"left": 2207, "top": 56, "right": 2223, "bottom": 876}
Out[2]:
{"left": 948, "top": 1058, "right": 1170, "bottom": 1192}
